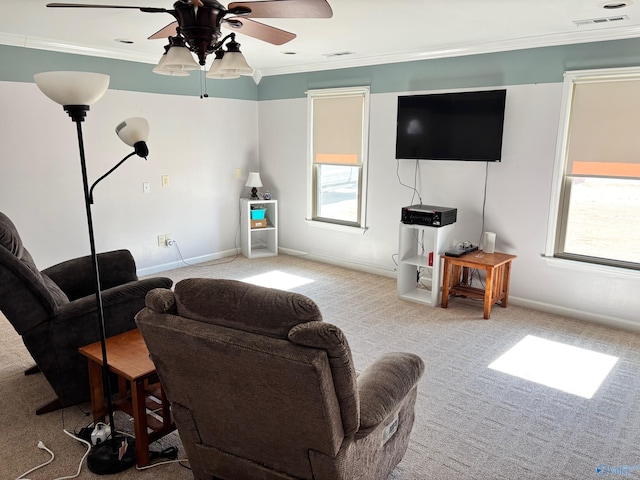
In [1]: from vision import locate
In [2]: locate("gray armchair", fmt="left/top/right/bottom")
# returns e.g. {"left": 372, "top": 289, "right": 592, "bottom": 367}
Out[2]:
{"left": 136, "top": 278, "right": 424, "bottom": 480}
{"left": 0, "top": 211, "right": 173, "bottom": 414}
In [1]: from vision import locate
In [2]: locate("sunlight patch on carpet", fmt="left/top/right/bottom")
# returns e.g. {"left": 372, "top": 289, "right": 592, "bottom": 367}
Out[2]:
{"left": 241, "top": 270, "right": 314, "bottom": 290}
{"left": 488, "top": 335, "right": 618, "bottom": 399}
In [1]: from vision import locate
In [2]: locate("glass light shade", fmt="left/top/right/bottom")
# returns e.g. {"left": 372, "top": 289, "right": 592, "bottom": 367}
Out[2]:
{"left": 161, "top": 45, "right": 200, "bottom": 71}
{"left": 245, "top": 172, "right": 263, "bottom": 188}
{"left": 206, "top": 59, "right": 241, "bottom": 79}
{"left": 219, "top": 51, "right": 253, "bottom": 75}
{"left": 115, "top": 117, "right": 149, "bottom": 147}
{"left": 153, "top": 54, "right": 191, "bottom": 76}
{"left": 33, "top": 71, "right": 110, "bottom": 106}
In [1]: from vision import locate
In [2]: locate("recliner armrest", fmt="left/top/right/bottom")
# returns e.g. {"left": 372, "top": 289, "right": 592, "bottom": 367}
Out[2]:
{"left": 42, "top": 249, "right": 138, "bottom": 301}
{"left": 56, "top": 277, "right": 173, "bottom": 319}
{"left": 356, "top": 352, "right": 425, "bottom": 437}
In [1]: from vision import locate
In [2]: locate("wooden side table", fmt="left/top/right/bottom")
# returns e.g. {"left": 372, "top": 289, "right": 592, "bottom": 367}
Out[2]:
{"left": 441, "top": 251, "right": 516, "bottom": 319}
{"left": 79, "top": 329, "right": 175, "bottom": 467}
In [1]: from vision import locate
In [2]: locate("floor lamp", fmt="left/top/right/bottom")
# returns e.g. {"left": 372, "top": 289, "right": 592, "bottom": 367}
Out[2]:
{"left": 33, "top": 71, "right": 149, "bottom": 474}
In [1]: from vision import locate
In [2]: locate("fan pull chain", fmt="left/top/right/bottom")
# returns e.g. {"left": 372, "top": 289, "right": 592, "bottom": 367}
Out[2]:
{"left": 200, "top": 67, "right": 209, "bottom": 99}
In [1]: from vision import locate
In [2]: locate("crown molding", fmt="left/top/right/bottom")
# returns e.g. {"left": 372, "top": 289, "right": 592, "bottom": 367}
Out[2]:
{"left": 254, "top": 25, "right": 640, "bottom": 78}
{"left": 0, "top": 32, "right": 158, "bottom": 65}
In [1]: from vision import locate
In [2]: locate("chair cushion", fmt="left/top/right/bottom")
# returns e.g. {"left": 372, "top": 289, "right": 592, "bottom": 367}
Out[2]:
{"left": 288, "top": 321, "right": 360, "bottom": 436}
{"left": 173, "top": 278, "right": 323, "bottom": 339}
{"left": 41, "top": 273, "right": 69, "bottom": 306}
{"left": 0, "top": 211, "right": 24, "bottom": 257}
{"left": 145, "top": 288, "right": 176, "bottom": 313}
{"left": 1, "top": 211, "right": 71, "bottom": 306}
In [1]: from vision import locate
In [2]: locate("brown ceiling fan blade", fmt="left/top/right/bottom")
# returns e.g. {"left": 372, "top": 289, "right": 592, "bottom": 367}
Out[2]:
{"left": 224, "top": 17, "right": 296, "bottom": 45}
{"left": 47, "top": 3, "right": 167, "bottom": 11}
{"left": 227, "top": 0, "right": 332, "bottom": 19}
{"left": 148, "top": 21, "right": 179, "bottom": 40}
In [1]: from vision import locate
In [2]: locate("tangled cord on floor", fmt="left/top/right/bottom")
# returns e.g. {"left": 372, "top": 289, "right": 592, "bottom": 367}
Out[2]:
{"left": 150, "top": 446, "right": 179, "bottom": 461}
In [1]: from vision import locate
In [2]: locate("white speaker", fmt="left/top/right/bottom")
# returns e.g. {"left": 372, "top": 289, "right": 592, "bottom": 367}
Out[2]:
{"left": 482, "top": 232, "right": 496, "bottom": 254}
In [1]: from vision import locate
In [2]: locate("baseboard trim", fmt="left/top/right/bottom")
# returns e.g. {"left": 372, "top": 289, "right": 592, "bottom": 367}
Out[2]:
{"left": 508, "top": 296, "right": 640, "bottom": 333}
{"left": 283, "top": 248, "right": 640, "bottom": 332}
{"left": 137, "top": 249, "right": 240, "bottom": 277}
{"left": 139, "top": 247, "right": 640, "bottom": 332}
{"left": 278, "top": 247, "right": 396, "bottom": 278}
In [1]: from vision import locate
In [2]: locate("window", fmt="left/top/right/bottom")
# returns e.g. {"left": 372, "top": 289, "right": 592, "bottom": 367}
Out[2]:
{"left": 307, "top": 86, "right": 370, "bottom": 229}
{"left": 546, "top": 67, "right": 640, "bottom": 270}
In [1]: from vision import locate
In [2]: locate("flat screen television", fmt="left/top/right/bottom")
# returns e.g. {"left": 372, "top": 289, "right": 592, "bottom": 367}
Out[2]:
{"left": 395, "top": 89, "right": 507, "bottom": 162}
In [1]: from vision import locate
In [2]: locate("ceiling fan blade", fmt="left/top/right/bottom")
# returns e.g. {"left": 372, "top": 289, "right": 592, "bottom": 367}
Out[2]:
{"left": 148, "top": 21, "right": 179, "bottom": 40}
{"left": 224, "top": 17, "right": 296, "bottom": 45}
{"left": 227, "top": 0, "right": 332, "bottom": 19}
{"left": 47, "top": 3, "right": 168, "bottom": 11}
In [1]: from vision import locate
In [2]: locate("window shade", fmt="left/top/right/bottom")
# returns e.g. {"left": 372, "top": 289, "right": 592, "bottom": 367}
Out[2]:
{"left": 566, "top": 79, "right": 640, "bottom": 179}
{"left": 312, "top": 94, "right": 364, "bottom": 165}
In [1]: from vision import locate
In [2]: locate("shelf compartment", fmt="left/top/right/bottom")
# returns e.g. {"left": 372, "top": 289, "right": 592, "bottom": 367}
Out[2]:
{"left": 401, "top": 254, "right": 434, "bottom": 268}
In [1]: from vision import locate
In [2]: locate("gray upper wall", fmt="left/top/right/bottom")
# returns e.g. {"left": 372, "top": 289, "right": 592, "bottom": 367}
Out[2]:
{"left": 4, "top": 36, "right": 640, "bottom": 100}
{"left": 258, "top": 37, "right": 640, "bottom": 100}
{"left": 0, "top": 44, "right": 259, "bottom": 100}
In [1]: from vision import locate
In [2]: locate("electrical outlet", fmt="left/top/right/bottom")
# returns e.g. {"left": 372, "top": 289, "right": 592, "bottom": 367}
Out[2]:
{"left": 143, "top": 182, "right": 151, "bottom": 194}
{"left": 235, "top": 168, "right": 242, "bottom": 179}
{"left": 165, "top": 234, "right": 172, "bottom": 246}
{"left": 157, "top": 234, "right": 165, "bottom": 247}
{"left": 161, "top": 175, "right": 169, "bottom": 187}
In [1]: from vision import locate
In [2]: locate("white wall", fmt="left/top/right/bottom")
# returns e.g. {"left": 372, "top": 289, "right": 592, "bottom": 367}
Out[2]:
{"left": 4, "top": 77, "right": 640, "bottom": 330}
{"left": 0, "top": 81, "right": 258, "bottom": 273}
{"left": 259, "top": 83, "right": 640, "bottom": 329}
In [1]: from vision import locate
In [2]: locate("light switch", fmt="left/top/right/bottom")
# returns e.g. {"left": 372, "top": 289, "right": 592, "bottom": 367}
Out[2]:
{"left": 143, "top": 182, "right": 151, "bottom": 194}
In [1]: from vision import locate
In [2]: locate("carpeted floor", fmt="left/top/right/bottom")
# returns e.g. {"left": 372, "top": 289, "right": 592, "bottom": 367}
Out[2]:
{"left": 3, "top": 253, "right": 640, "bottom": 479}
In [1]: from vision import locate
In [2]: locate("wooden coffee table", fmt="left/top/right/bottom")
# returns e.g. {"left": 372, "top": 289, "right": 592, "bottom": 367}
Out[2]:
{"left": 79, "top": 329, "right": 175, "bottom": 467}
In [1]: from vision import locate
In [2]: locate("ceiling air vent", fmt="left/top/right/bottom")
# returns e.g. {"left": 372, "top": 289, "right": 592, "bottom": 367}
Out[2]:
{"left": 323, "top": 51, "right": 355, "bottom": 58}
{"left": 574, "top": 14, "right": 630, "bottom": 26}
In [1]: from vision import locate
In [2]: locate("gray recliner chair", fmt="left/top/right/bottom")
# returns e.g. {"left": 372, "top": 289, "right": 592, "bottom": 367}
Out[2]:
{"left": 0, "top": 211, "right": 173, "bottom": 414}
{"left": 136, "top": 278, "right": 425, "bottom": 480}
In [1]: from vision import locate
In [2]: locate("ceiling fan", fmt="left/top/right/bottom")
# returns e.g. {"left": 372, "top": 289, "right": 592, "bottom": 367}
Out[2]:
{"left": 47, "top": 0, "right": 333, "bottom": 66}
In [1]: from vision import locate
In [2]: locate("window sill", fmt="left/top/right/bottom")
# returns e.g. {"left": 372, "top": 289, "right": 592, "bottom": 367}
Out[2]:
{"left": 541, "top": 255, "right": 640, "bottom": 279}
{"left": 305, "top": 219, "right": 368, "bottom": 235}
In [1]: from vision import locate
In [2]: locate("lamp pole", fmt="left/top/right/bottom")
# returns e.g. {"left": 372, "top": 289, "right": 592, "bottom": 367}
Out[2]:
{"left": 64, "top": 105, "right": 137, "bottom": 474}
{"left": 68, "top": 105, "right": 117, "bottom": 449}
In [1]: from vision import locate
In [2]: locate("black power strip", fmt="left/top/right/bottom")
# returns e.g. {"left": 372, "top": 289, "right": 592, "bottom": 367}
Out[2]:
{"left": 444, "top": 245, "right": 479, "bottom": 257}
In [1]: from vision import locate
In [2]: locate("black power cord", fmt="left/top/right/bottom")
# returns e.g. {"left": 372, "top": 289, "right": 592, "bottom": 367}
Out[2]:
{"left": 149, "top": 446, "right": 179, "bottom": 461}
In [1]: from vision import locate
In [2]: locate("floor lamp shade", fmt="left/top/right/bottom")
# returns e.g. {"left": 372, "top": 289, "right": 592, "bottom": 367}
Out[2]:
{"left": 116, "top": 117, "right": 149, "bottom": 147}
{"left": 33, "top": 71, "right": 110, "bottom": 106}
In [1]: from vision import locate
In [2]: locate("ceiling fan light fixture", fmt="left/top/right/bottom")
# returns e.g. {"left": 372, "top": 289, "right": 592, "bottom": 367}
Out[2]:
{"left": 162, "top": 45, "right": 200, "bottom": 71}
{"left": 153, "top": 52, "right": 191, "bottom": 76}
{"left": 206, "top": 50, "right": 240, "bottom": 79}
{"left": 218, "top": 51, "right": 253, "bottom": 75}
{"left": 216, "top": 37, "right": 252, "bottom": 75}
{"left": 157, "top": 36, "right": 200, "bottom": 71}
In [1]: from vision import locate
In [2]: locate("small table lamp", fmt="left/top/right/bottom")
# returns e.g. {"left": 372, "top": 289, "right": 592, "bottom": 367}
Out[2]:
{"left": 245, "top": 172, "right": 263, "bottom": 198}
